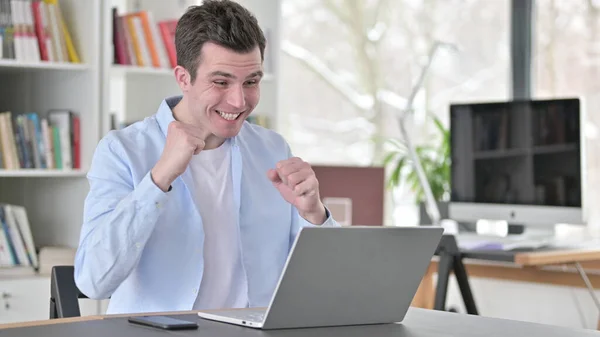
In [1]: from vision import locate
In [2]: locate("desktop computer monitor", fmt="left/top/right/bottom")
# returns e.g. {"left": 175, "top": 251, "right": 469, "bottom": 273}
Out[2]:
{"left": 448, "top": 98, "right": 584, "bottom": 228}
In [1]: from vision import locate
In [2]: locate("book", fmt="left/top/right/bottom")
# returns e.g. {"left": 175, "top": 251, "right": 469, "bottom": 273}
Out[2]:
{"left": 111, "top": 7, "right": 178, "bottom": 69}
{"left": 1, "top": 0, "right": 79, "bottom": 63}
{"left": 0, "top": 203, "right": 37, "bottom": 269}
{"left": 0, "top": 110, "right": 79, "bottom": 170}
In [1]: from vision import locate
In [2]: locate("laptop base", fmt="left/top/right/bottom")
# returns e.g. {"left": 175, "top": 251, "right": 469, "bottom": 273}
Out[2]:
{"left": 198, "top": 309, "right": 266, "bottom": 329}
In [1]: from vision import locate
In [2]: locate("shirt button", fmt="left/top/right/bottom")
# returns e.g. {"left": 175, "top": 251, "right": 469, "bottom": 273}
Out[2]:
{"left": 155, "top": 202, "right": 161, "bottom": 209}
{"left": 135, "top": 243, "right": 141, "bottom": 249}
{"left": 193, "top": 288, "right": 198, "bottom": 294}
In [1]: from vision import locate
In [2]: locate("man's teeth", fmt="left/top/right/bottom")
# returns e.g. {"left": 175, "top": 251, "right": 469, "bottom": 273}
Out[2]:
{"left": 217, "top": 110, "right": 241, "bottom": 121}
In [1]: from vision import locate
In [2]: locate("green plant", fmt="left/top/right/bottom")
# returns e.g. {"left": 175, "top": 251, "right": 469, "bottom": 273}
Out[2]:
{"left": 382, "top": 115, "right": 450, "bottom": 203}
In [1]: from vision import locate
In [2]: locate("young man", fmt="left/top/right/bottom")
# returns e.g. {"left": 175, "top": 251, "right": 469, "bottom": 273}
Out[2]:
{"left": 74, "top": 0, "right": 338, "bottom": 314}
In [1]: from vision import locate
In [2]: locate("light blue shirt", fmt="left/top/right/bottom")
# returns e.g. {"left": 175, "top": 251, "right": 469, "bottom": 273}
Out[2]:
{"left": 74, "top": 96, "right": 338, "bottom": 314}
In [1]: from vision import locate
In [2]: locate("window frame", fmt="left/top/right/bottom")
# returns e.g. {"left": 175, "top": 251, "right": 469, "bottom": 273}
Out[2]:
{"left": 511, "top": 0, "right": 534, "bottom": 99}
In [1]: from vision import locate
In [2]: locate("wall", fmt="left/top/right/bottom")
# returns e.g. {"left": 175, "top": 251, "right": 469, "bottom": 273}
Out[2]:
{"left": 312, "top": 165, "right": 385, "bottom": 226}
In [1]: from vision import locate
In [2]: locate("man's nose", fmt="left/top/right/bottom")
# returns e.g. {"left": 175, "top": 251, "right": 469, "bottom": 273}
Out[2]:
{"left": 226, "top": 85, "right": 246, "bottom": 109}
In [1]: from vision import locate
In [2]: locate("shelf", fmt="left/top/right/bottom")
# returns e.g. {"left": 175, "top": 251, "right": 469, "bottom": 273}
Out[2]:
{"left": 111, "top": 64, "right": 173, "bottom": 76}
{"left": 0, "top": 266, "right": 37, "bottom": 279}
{"left": 0, "top": 169, "right": 87, "bottom": 178}
{"left": 473, "top": 148, "right": 529, "bottom": 160}
{"left": 473, "top": 144, "right": 580, "bottom": 160}
{"left": 110, "top": 64, "right": 275, "bottom": 81}
{"left": 0, "top": 60, "right": 89, "bottom": 72}
{"left": 533, "top": 143, "right": 579, "bottom": 155}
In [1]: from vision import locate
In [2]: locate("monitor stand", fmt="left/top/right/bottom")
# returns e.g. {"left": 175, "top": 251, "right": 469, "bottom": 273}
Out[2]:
{"left": 474, "top": 219, "right": 556, "bottom": 239}
{"left": 507, "top": 223, "right": 525, "bottom": 235}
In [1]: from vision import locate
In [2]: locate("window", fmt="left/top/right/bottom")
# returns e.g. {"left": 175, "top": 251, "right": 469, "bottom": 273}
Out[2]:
{"left": 280, "top": 0, "right": 510, "bottom": 168}
{"left": 533, "top": 0, "right": 600, "bottom": 224}
{"left": 280, "top": 0, "right": 510, "bottom": 225}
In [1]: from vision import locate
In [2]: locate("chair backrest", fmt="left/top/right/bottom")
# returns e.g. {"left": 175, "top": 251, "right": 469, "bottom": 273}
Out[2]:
{"left": 49, "top": 265, "right": 88, "bottom": 319}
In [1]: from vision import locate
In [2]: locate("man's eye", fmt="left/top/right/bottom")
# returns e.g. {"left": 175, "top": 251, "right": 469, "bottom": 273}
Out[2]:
{"left": 244, "top": 80, "right": 258, "bottom": 86}
{"left": 214, "top": 81, "right": 227, "bottom": 86}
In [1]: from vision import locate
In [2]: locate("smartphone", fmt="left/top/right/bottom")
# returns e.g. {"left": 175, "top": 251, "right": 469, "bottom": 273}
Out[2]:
{"left": 128, "top": 315, "right": 199, "bottom": 330}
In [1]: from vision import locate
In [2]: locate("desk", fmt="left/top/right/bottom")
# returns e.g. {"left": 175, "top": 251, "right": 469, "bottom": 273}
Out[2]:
{"left": 411, "top": 238, "right": 600, "bottom": 328}
{"left": 0, "top": 307, "right": 599, "bottom": 336}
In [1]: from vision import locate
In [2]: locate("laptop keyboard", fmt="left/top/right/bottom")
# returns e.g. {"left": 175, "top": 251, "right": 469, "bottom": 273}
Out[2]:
{"left": 218, "top": 309, "right": 266, "bottom": 322}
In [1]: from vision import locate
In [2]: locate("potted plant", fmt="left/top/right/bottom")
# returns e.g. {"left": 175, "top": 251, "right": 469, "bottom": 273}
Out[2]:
{"left": 382, "top": 115, "right": 450, "bottom": 224}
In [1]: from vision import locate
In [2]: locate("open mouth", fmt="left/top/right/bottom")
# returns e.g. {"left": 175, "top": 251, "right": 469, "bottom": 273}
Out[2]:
{"left": 216, "top": 110, "right": 243, "bottom": 121}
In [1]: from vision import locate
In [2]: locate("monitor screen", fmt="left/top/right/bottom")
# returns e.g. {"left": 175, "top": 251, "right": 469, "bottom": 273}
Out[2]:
{"left": 450, "top": 98, "right": 581, "bottom": 209}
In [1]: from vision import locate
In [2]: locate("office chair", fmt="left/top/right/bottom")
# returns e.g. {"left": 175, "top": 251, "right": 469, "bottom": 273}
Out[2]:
{"left": 49, "top": 265, "right": 88, "bottom": 319}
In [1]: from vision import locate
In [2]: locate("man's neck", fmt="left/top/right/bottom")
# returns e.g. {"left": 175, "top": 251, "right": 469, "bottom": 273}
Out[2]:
{"left": 204, "top": 135, "right": 226, "bottom": 150}
{"left": 172, "top": 97, "right": 226, "bottom": 150}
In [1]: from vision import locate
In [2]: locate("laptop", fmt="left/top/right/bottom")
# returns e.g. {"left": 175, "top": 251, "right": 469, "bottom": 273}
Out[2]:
{"left": 197, "top": 226, "right": 443, "bottom": 329}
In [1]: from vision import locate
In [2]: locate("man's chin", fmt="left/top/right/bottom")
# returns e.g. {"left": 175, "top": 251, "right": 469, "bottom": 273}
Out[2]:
{"left": 213, "top": 125, "right": 243, "bottom": 139}
{"left": 210, "top": 114, "right": 247, "bottom": 137}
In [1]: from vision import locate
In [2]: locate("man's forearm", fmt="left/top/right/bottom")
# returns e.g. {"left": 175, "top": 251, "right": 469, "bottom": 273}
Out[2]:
{"left": 74, "top": 172, "right": 168, "bottom": 299}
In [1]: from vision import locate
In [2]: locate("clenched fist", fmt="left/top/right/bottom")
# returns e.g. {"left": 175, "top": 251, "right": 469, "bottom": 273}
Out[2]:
{"left": 151, "top": 121, "right": 210, "bottom": 191}
{"left": 267, "top": 157, "right": 327, "bottom": 225}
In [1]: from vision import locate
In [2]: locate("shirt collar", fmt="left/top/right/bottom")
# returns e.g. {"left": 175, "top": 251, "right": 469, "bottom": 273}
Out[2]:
{"left": 156, "top": 95, "right": 239, "bottom": 147}
{"left": 156, "top": 95, "right": 180, "bottom": 138}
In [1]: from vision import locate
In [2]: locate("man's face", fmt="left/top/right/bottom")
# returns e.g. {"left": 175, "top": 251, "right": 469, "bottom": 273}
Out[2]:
{"left": 179, "top": 42, "right": 263, "bottom": 139}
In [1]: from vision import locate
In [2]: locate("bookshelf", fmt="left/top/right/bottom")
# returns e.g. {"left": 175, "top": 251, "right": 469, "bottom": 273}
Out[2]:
{"left": 101, "top": 0, "right": 183, "bottom": 132}
{"left": 0, "top": 0, "right": 102, "bottom": 323}
{"left": 0, "top": 0, "right": 100, "bottom": 248}
{"left": 0, "top": 0, "right": 281, "bottom": 323}
{"left": 102, "top": 0, "right": 280, "bottom": 132}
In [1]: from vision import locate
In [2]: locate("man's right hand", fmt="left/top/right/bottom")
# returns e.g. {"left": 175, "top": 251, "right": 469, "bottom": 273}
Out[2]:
{"left": 151, "top": 121, "right": 208, "bottom": 191}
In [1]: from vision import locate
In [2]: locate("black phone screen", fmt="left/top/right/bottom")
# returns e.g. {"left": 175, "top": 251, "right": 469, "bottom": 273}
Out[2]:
{"left": 128, "top": 315, "right": 199, "bottom": 330}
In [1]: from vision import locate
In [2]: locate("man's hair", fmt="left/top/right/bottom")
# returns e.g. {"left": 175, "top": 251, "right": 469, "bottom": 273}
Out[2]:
{"left": 175, "top": 0, "right": 266, "bottom": 83}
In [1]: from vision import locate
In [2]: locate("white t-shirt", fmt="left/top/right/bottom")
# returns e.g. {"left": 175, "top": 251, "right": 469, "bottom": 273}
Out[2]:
{"left": 190, "top": 141, "right": 248, "bottom": 310}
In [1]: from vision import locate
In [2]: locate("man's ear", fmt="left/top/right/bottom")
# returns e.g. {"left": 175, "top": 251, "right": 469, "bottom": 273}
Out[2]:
{"left": 174, "top": 66, "right": 191, "bottom": 91}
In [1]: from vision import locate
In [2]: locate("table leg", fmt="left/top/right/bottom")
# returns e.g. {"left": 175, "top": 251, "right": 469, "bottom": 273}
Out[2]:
{"left": 573, "top": 262, "right": 600, "bottom": 330}
{"left": 434, "top": 254, "right": 454, "bottom": 311}
{"left": 453, "top": 255, "right": 478, "bottom": 315}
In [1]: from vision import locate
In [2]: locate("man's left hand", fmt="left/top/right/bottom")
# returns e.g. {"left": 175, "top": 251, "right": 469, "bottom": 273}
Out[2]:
{"left": 267, "top": 157, "right": 327, "bottom": 225}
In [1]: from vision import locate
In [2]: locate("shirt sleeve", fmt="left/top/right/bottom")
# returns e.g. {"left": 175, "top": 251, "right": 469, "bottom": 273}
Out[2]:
{"left": 74, "top": 135, "right": 171, "bottom": 299}
{"left": 297, "top": 206, "right": 338, "bottom": 227}
{"left": 290, "top": 206, "right": 340, "bottom": 247}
